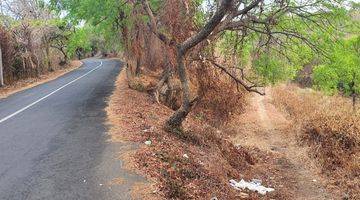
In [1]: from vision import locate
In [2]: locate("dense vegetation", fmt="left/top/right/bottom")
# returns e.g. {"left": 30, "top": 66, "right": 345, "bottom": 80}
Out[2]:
{"left": 0, "top": 0, "right": 358, "bottom": 122}
{"left": 0, "top": 0, "right": 113, "bottom": 86}
{"left": 1, "top": 0, "right": 359, "bottom": 198}
{"left": 272, "top": 84, "right": 360, "bottom": 199}
{"left": 50, "top": 0, "right": 359, "bottom": 126}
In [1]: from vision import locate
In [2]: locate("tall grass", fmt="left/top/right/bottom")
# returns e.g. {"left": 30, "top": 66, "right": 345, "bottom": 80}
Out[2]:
{"left": 272, "top": 84, "right": 359, "bottom": 199}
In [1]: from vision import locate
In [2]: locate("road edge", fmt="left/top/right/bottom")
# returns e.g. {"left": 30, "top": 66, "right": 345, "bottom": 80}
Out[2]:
{"left": 105, "top": 66, "right": 160, "bottom": 200}
{"left": 0, "top": 60, "right": 83, "bottom": 99}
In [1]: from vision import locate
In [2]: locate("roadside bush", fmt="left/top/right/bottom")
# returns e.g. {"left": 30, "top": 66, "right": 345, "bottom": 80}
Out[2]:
{"left": 0, "top": 26, "right": 16, "bottom": 84}
{"left": 192, "top": 63, "right": 248, "bottom": 127}
{"left": 0, "top": 22, "right": 79, "bottom": 86}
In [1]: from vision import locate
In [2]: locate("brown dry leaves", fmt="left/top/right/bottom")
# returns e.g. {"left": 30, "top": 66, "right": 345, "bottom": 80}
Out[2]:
{"left": 107, "top": 69, "right": 296, "bottom": 199}
{"left": 272, "top": 84, "right": 360, "bottom": 199}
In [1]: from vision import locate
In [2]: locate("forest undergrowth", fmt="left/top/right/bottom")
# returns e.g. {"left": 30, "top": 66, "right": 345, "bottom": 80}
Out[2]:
{"left": 106, "top": 70, "right": 329, "bottom": 200}
{"left": 108, "top": 73, "right": 359, "bottom": 199}
{"left": 272, "top": 85, "right": 360, "bottom": 199}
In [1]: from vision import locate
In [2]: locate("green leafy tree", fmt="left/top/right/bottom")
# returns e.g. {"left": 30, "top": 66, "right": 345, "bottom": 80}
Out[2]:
{"left": 313, "top": 36, "right": 360, "bottom": 108}
{"left": 51, "top": 0, "right": 354, "bottom": 129}
{"left": 51, "top": 0, "right": 131, "bottom": 52}
{"left": 254, "top": 53, "right": 299, "bottom": 85}
{"left": 67, "top": 27, "right": 92, "bottom": 59}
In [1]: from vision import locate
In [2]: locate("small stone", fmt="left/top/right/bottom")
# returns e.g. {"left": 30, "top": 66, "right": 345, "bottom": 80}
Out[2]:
{"left": 144, "top": 140, "right": 152, "bottom": 145}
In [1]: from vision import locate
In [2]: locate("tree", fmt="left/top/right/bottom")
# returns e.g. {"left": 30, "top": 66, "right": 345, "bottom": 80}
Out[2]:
{"left": 142, "top": 0, "right": 346, "bottom": 130}
{"left": 2, "top": 0, "right": 51, "bottom": 20}
{"left": 313, "top": 36, "right": 360, "bottom": 110}
{"left": 53, "top": 0, "right": 349, "bottom": 130}
{"left": 66, "top": 26, "right": 92, "bottom": 59}
{"left": 48, "top": 20, "right": 73, "bottom": 64}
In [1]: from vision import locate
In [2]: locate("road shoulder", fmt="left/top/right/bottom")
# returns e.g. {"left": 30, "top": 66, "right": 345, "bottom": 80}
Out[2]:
{"left": 0, "top": 60, "right": 83, "bottom": 99}
{"left": 106, "top": 69, "right": 158, "bottom": 199}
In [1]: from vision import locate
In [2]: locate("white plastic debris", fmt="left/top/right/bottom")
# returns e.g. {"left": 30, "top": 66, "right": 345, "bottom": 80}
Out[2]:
{"left": 229, "top": 179, "right": 274, "bottom": 195}
{"left": 144, "top": 140, "right": 152, "bottom": 145}
{"left": 183, "top": 154, "right": 189, "bottom": 159}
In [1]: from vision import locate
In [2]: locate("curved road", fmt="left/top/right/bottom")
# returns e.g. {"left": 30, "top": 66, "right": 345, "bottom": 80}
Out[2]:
{"left": 0, "top": 59, "right": 145, "bottom": 200}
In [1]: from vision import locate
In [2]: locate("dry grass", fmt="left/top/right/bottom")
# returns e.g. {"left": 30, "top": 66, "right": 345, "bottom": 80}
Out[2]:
{"left": 192, "top": 64, "right": 249, "bottom": 127}
{"left": 107, "top": 70, "right": 297, "bottom": 199}
{"left": 0, "top": 60, "right": 83, "bottom": 99}
{"left": 272, "top": 84, "right": 360, "bottom": 199}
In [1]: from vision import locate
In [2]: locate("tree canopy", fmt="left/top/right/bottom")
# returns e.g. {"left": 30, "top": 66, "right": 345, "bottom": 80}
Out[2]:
{"left": 49, "top": 0, "right": 360, "bottom": 127}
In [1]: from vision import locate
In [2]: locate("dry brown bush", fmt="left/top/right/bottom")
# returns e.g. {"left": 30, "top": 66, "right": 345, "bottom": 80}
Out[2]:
{"left": 0, "top": 26, "right": 16, "bottom": 84}
{"left": 123, "top": 0, "right": 248, "bottom": 127}
{"left": 192, "top": 63, "right": 248, "bottom": 126}
{"left": 0, "top": 24, "right": 68, "bottom": 85}
{"left": 108, "top": 72, "right": 293, "bottom": 199}
{"left": 272, "top": 84, "right": 360, "bottom": 199}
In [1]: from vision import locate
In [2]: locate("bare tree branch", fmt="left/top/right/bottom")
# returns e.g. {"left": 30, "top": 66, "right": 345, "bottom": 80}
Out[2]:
{"left": 204, "top": 59, "right": 265, "bottom": 95}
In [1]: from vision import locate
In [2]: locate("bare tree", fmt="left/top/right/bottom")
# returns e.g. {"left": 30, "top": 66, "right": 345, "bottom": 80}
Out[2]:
{"left": 1, "top": 0, "right": 51, "bottom": 20}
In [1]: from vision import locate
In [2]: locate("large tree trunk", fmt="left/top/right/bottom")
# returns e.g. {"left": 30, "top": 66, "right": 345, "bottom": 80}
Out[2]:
{"left": 142, "top": 0, "right": 240, "bottom": 129}
{"left": 165, "top": 48, "right": 191, "bottom": 130}
{"left": 153, "top": 62, "right": 172, "bottom": 103}
{"left": 165, "top": 0, "right": 233, "bottom": 130}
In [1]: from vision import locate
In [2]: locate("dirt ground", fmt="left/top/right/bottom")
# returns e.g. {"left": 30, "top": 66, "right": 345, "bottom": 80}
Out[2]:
{"left": 0, "top": 60, "right": 83, "bottom": 98}
{"left": 106, "top": 70, "right": 160, "bottom": 200}
{"left": 231, "top": 89, "right": 341, "bottom": 200}
{"left": 107, "top": 69, "right": 340, "bottom": 199}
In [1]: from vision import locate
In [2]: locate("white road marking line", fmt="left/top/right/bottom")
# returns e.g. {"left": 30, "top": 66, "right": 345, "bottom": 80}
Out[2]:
{"left": 0, "top": 61, "right": 103, "bottom": 124}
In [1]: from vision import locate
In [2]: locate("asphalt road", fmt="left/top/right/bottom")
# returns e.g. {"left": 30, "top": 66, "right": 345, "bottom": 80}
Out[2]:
{"left": 0, "top": 59, "right": 145, "bottom": 200}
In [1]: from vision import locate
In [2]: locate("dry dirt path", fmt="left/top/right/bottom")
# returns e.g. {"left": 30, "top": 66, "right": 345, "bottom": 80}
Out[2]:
{"left": 232, "top": 89, "right": 337, "bottom": 200}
